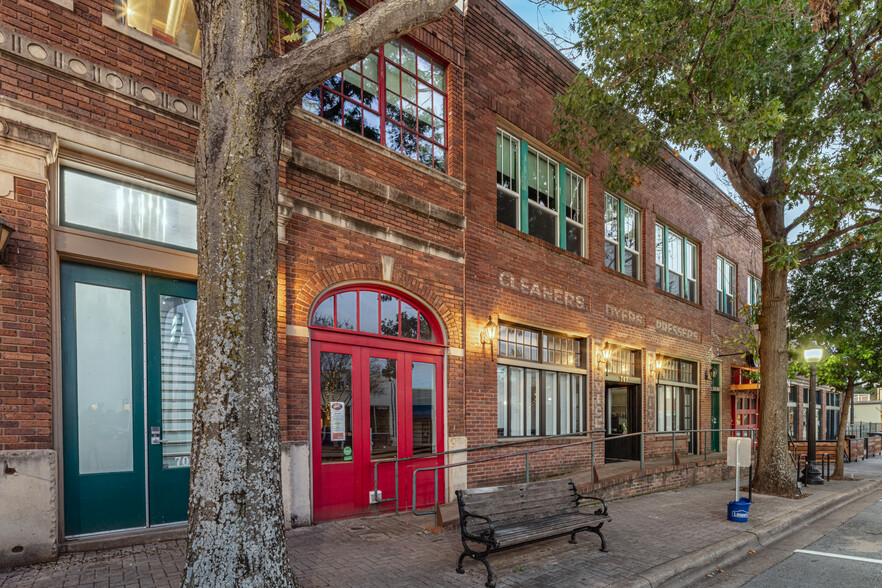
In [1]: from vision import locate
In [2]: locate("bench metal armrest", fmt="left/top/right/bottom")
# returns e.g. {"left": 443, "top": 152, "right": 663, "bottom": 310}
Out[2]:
{"left": 460, "top": 511, "right": 497, "bottom": 543}
{"left": 576, "top": 494, "right": 609, "bottom": 516}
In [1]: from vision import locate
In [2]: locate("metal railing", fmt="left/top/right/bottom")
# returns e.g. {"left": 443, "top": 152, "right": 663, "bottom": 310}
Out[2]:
{"left": 845, "top": 422, "right": 882, "bottom": 437}
{"left": 370, "top": 427, "right": 756, "bottom": 520}
{"left": 371, "top": 431, "right": 600, "bottom": 515}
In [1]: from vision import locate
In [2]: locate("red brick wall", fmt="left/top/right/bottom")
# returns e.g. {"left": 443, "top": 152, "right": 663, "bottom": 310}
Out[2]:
{"left": 0, "top": 178, "right": 51, "bottom": 450}
{"left": 461, "top": 0, "right": 761, "bottom": 485}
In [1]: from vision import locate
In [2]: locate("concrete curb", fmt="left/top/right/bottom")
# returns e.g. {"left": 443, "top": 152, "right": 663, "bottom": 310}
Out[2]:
{"left": 613, "top": 478, "right": 882, "bottom": 588}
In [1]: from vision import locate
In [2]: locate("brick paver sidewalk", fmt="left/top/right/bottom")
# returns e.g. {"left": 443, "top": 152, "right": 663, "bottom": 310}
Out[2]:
{"left": 3, "top": 459, "right": 881, "bottom": 588}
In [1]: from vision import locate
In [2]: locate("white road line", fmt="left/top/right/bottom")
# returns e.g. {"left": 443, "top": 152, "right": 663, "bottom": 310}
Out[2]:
{"left": 794, "top": 550, "right": 882, "bottom": 565}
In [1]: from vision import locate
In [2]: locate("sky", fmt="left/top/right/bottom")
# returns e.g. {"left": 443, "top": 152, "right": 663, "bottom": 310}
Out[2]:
{"left": 501, "top": 1, "right": 742, "bottom": 202}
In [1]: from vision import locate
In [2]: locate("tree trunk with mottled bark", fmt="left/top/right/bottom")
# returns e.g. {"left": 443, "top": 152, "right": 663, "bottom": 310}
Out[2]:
{"left": 751, "top": 200, "right": 799, "bottom": 497}
{"left": 183, "top": 0, "right": 456, "bottom": 585}
{"left": 833, "top": 378, "right": 855, "bottom": 479}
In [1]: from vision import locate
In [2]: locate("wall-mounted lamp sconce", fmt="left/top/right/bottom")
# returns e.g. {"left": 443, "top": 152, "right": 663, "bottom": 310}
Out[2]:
{"left": 597, "top": 342, "right": 612, "bottom": 367}
{"left": 704, "top": 365, "right": 719, "bottom": 381}
{"left": 480, "top": 315, "right": 498, "bottom": 359}
{"left": 0, "top": 216, "right": 14, "bottom": 265}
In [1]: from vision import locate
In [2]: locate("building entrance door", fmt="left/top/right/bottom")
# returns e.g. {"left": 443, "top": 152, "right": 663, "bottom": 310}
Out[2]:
{"left": 605, "top": 384, "right": 640, "bottom": 460}
{"left": 311, "top": 342, "right": 443, "bottom": 521}
{"left": 61, "top": 263, "right": 196, "bottom": 536}
{"left": 309, "top": 286, "right": 445, "bottom": 522}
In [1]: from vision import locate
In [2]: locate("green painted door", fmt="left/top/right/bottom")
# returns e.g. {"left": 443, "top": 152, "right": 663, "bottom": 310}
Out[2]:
{"left": 146, "top": 276, "right": 197, "bottom": 525}
{"left": 61, "top": 263, "right": 146, "bottom": 535}
{"left": 711, "top": 362, "right": 721, "bottom": 452}
{"left": 62, "top": 264, "right": 196, "bottom": 535}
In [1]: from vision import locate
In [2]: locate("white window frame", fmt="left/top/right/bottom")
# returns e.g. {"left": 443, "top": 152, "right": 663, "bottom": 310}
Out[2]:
{"left": 605, "top": 193, "right": 641, "bottom": 278}
{"left": 717, "top": 256, "right": 736, "bottom": 315}
{"left": 747, "top": 274, "right": 761, "bottom": 307}
{"left": 655, "top": 222, "right": 698, "bottom": 302}
{"left": 496, "top": 325, "right": 587, "bottom": 438}
{"left": 565, "top": 170, "right": 585, "bottom": 256}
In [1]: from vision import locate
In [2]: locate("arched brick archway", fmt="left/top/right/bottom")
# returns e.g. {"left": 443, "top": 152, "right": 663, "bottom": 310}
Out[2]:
{"left": 293, "top": 261, "right": 459, "bottom": 345}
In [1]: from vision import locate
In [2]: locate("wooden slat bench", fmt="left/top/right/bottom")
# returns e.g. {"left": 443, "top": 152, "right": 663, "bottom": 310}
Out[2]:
{"left": 455, "top": 478, "right": 610, "bottom": 587}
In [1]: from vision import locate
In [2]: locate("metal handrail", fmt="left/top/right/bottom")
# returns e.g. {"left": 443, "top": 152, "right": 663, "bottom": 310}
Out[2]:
{"left": 405, "top": 427, "right": 756, "bottom": 519}
{"left": 371, "top": 430, "right": 602, "bottom": 514}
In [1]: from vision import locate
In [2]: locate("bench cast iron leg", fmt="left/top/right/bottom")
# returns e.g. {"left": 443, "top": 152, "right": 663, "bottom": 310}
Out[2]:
{"left": 569, "top": 531, "right": 578, "bottom": 544}
{"left": 590, "top": 524, "right": 608, "bottom": 552}
{"left": 479, "top": 556, "right": 496, "bottom": 588}
{"left": 456, "top": 552, "right": 468, "bottom": 574}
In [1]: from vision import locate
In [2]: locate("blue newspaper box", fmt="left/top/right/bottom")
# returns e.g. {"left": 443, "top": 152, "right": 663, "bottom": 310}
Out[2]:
{"left": 727, "top": 499, "right": 750, "bottom": 523}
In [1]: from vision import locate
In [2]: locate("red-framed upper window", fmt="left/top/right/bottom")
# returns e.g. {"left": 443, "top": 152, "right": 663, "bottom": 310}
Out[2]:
{"left": 310, "top": 286, "right": 440, "bottom": 343}
{"left": 299, "top": 0, "right": 448, "bottom": 173}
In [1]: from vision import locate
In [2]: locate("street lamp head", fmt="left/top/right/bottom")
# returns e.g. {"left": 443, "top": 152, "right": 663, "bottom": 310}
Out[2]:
{"left": 804, "top": 342, "right": 823, "bottom": 364}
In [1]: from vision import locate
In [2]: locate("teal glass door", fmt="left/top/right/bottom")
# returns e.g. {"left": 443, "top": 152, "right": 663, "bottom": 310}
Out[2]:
{"left": 146, "top": 276, "right": 197, "bottom": 525}
{"left": 61, "top": 263, "right": 146, "bottom": 536}
{"left": 61, "top": 264, "right": 196, "bottom": 536}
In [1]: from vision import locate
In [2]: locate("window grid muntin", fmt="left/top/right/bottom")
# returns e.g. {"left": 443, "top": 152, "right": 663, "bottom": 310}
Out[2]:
{"left": 496, "top": 129, "right": 519, "bottom": 196}
{"left": 498, "top": 325, "right": 583, "bottom": 369}
{"left": 604, "top": 347, "right": 641, "bottom": 378}
{"left": 309, "top": 287, "right": 438, "bottom": 342}
{"left": 658, "top": 356, "right": 697, "bottom": 385}
{"left": 301, "top": 1, "right": 448, "bottom": 172}
{"left": 495, "top": 129, "right": 586, "bottom": 256}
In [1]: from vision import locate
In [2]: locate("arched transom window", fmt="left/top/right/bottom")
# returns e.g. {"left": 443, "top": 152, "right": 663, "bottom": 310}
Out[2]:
{"left": 310, "top": 286, "right": 438, "bottom": 343}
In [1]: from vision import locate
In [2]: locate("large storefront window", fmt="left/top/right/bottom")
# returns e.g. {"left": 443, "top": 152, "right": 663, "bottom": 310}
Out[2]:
{"left": 115, "top": 0, "right": 200, "bottom": 55}
{"left": 496, "top": 325, "right": 586, "bottom": 437}
{"left": 655, "top": 357, "right": 697, "bottom": 432}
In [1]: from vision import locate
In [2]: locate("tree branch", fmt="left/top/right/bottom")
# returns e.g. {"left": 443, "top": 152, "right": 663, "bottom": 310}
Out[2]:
{"left": 799, "top": 216, "right": 882, "bottom": 258}
{"left": 261, "top": 0, "right": 457, "bottom": 113}
{"left": 799, "top": 240, "right": 871, "bottom": 267}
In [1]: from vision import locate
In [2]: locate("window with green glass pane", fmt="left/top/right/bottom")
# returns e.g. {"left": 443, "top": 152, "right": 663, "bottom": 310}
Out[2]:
{"left": 494, "top": 129, "right": 586, "bottom": 254}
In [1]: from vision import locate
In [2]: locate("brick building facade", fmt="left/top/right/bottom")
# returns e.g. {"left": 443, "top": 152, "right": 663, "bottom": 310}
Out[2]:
{"left": 0, "top": 0, "right": 760, "bottom": 567}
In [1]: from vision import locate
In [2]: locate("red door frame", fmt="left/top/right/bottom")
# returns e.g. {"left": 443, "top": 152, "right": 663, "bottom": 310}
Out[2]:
{"left": 310, "top": 286, "right": 446, "bottom": 522}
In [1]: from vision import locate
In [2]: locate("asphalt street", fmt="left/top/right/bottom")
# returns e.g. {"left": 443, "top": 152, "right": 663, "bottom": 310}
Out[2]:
{"left": 741, "top": 498, "right": 882, "bottom": 587}
{"left": 700, "top": 457, "right": 882, "bottom": 588}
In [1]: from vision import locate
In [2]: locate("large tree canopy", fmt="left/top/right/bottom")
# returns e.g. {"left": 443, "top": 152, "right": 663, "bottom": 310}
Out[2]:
{"left": 554, "top": 0, "right": 882, "bottom": 495}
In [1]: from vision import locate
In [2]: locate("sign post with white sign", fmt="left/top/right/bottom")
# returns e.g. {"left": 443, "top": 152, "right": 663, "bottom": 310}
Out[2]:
{"left": 727, "top": 437, "right": 751, "bottom": 501}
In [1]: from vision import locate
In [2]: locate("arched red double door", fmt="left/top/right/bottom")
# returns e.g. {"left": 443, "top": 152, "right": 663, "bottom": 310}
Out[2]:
{"left": 310, "top": 285, "right": 445, "bottom": 521}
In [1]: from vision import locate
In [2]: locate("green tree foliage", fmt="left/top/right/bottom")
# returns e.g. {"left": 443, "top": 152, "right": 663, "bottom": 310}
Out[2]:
{"left": 555, "top": 0, "right": 882, "bottom": 494}
{"left": 789, "top": 239, "right": 882, "bottom": 476}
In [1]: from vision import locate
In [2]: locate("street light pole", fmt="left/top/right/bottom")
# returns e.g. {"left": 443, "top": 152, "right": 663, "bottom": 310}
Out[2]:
{"left": 802, "top": 343, "right": 824, "bottom": 485}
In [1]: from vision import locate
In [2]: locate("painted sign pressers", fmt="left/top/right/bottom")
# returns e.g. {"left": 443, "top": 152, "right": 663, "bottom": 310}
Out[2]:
{"left": 655, "top": 319, "right": 700, "bottom": 342}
